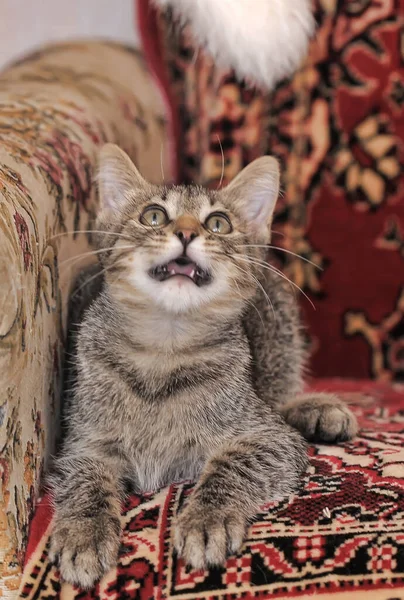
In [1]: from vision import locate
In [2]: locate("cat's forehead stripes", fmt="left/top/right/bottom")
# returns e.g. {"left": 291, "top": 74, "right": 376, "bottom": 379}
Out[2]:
{"left": 159, "top": 189, "right": 167, "bottom": 203}
{"left": 162, "top": 186, "right": 216, "bottom": 221}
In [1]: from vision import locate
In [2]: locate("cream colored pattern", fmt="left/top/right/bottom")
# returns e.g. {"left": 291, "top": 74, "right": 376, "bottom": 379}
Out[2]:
{"left": 0, "top": 41, "right": 170, "bottom": 597}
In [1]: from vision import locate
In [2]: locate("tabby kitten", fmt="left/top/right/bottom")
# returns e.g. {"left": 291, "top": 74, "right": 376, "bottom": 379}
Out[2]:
{"left": 50, "top": 144, "right": 357, "bottom": 589}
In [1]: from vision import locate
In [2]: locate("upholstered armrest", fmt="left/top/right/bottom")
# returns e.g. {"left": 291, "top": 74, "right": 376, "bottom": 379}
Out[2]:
{"left": 0, "top": 41, "right": 171, "bottom": 593}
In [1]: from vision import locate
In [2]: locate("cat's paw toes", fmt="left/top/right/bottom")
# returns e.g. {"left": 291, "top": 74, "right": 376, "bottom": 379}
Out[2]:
{"left": 50, "top": 513, "right": 121, "bottom": 589}
{"left": 174, "top": 504, "right": 246, "bottom": 570}
{"left": 281, "top": 394, "right": 358, "bottom": 443}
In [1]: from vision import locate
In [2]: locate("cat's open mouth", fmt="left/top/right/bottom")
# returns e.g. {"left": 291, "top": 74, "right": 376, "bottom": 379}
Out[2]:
{"left": 150, "top": 257, "right": 212, "bottom": 286}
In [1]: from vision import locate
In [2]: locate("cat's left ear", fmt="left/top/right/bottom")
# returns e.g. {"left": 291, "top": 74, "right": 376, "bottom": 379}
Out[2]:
{"left": 96, "top": 144, "right": 150, "bottom": 214}
{"left": 219, "top": 156, "right": 280, "bottom": 241}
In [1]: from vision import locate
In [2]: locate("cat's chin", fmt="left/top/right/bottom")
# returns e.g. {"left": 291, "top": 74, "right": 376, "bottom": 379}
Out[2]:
{"left": 147, "top": 277, "right": 217, "bottom": 314}
{"left": 131, "top": 270, "right": 231, "bottom": 315}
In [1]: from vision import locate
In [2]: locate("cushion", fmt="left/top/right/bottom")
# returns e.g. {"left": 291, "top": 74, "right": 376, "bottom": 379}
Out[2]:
{"left": 0, "top": 41, "right": 171, "bottom": 596}
{"left": 19, "top": 380, "right": 404, "bottom": 599}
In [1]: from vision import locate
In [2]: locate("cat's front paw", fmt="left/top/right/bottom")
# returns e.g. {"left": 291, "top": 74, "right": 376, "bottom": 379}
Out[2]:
{"left": 281, "top": 393, "right": 358, "bottom": 443}
{"left": 174, "top": 501, "right": 247, "bottom": 570}
{"left": 49, "top": 512, "right": 121, "bottom": 589}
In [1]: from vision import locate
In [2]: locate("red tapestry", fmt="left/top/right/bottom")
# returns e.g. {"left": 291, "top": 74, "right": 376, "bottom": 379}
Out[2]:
{"left": 141, "top": 0, "right": 404, "bottom": 382}
{"left": 18, "top": 380, "right": 404, "bottom": 599}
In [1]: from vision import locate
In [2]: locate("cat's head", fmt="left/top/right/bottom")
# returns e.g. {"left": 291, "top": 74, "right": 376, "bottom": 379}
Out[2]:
{"left": 95, "top": 144, "right": 280, "bottom": 315}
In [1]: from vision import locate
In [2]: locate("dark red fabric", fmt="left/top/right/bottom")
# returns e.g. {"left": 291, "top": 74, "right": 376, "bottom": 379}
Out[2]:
{"left": 292, "top": 0, "right": 404, "bottom": 381}
{"left": 23, "top": 495, "right": 53, "bottom": 567}
{"left": 143, "top": 0, "right": 404, "bottom": 382}
{"left": 137, "top": 0, "right": 181, "bottom": 183}
{"left": 19, "top": 380, "right": 404, "bottom": 599}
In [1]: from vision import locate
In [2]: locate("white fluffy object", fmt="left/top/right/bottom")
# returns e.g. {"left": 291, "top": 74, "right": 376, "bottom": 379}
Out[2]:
{"left": 153, "top": 0, "right": 315, "bottom": 89}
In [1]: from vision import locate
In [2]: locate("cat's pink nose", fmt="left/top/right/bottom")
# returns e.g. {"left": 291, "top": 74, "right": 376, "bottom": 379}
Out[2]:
{"left": 175, "top": 229, "right": 198, "bottom": 244}
{"left": 173, "top": 215, "right": 200, "bottom": 246}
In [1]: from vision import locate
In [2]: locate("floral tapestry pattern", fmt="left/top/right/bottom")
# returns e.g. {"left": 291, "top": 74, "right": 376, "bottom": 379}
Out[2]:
{"left": 155, "top": 0, "right": 404, "bottom": 381}
{"left": 0, "top": 41, "right": 169, "bottom": 597}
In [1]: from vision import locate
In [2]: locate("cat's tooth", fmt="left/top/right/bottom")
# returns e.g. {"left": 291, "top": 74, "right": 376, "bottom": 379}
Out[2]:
{"left": 170, "top": 269, "right": 176, "bottom": 275}
{"left": 190, "top": 270, "right": 195, "bottom": 279}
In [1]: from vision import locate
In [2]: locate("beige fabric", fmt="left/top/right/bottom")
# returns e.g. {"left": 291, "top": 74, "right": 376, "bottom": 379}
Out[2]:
{"left": 0, "top": 41, "right": 171, "bottom": 596}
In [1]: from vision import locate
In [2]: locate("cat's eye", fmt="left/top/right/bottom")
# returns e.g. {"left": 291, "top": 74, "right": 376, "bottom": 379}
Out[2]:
{"left": 140, "top": 205, "right": 169, "bottom": 228}
{"left": 205, "top": 212, "right": 232, "bottom": 235}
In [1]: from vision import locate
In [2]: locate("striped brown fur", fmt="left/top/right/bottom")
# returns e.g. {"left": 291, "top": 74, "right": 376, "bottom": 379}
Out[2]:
{"left": 50, "top": 145, "right": 357, "bottom": 588}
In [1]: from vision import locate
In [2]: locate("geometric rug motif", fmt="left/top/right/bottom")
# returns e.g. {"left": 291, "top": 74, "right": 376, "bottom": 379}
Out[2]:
{"left": 19, "top": 380, "right": 404, "bottom": 599}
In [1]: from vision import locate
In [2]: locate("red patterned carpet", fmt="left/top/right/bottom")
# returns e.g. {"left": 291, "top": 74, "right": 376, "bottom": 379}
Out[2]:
{"left": 19, "top": 380, "right": 404, "bottom": 599}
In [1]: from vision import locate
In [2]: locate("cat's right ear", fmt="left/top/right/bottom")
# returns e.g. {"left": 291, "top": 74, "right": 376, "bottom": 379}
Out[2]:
{"left": 219, "top": 156, "right": 280, "bottom": 242}
{"left": 96, "top": 144, "right": 149, "bottom": 214}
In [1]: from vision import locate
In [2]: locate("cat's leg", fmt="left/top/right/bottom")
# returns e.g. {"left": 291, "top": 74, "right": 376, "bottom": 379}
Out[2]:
{"left": 174, "top": 419, "right": 307, "bottom": 569}
{"left": 49, "top": 451, "right": 125, "bottom": 589}
{"left": 244, "top": 275, "right": 357, "bottom": 443}
{"left": 279, "top": 392, "right": 358, "bottom": 443}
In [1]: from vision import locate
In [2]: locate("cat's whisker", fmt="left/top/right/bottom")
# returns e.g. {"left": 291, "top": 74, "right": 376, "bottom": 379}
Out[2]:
{"left": 237, "top": 244, "right": 322, "bottom": 270}
{"left": 70, "top": 271, "right": 105, "bottom": 299}
{"left": 220, "top": 263, "right": 255, "bottom": 317}
{"left": 238, "top": 254, "right": 300, "bottom": 304}
{"left": 50, "top": 230, "right": 134, "bottom": 243}
{"left": 250, "top": 273, "right": 276, "bottom": 323}
{"left": 138, "top": 219, "right": 160, "bottom": 241}
{"left": 231, "top": 261, "right": 276, "bottom": 322}
{"left": 256, "top": 260, "right": 315, "bottom": 310}
{"left": 237, "top": 252, "right": 297, "bottom": 282}
{"left": 59, "top": 245, "right": 136, "bottom": 267}
{"left": 232, "top": 282, "right": 265, "bottom": 329}
{"left": 233, "top": 278, "right": 265, "bottom": 328}
{"left": 235, "top": 254, "right": 316, "bottom": 310}
{"left": 246, "top": 297, "right": 265, "bottom": 328}
{"left": 160, "top": 142, "right": 165, "bottom": 183}
{"left": 216, "top": 134, "right": 225, "bottom": 190}
{"left": 70, "top": 257, "right": 130, "bottom": 300}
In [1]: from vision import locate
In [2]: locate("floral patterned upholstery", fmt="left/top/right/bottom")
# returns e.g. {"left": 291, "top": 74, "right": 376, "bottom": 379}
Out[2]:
{"left": 0, "top": 41, "right": 171, "bottom": 597}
